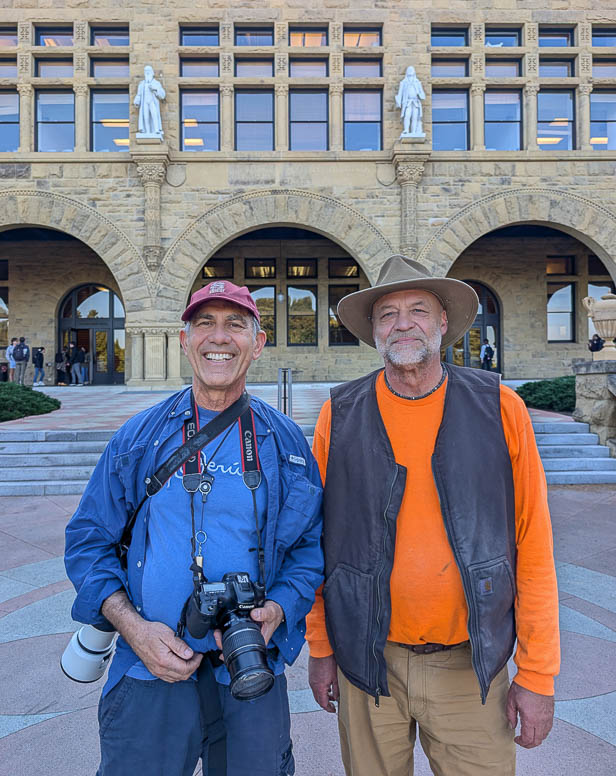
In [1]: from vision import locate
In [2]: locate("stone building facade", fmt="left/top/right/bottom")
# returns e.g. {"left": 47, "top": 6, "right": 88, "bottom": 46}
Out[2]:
{"left": 1, "top": 0, "right": 616, "bottom": 386}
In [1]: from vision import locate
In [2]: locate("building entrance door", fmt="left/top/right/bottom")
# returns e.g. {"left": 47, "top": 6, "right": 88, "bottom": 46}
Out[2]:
{"left": 445, "top": 282, "right": 500, "bottom": 371}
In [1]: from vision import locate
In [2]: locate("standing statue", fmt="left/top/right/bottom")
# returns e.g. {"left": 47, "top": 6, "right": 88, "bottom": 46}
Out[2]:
{"left": 134, "top": 65, "right": 166, "bottom": 138}
{"left": 395, "top": 66, "right": 426, "bottom": 138}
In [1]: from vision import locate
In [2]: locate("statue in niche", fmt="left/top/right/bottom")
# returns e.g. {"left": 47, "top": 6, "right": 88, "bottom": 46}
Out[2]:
{"left": 395, "top": 66, "right": 426, "bottom": 138}
{"left": 134, "top": 65, "right": 166, "bottom": 138}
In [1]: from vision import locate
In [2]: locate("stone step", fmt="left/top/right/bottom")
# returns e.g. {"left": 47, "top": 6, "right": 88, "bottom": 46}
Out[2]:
{"left": 545, "top": 471, "right": 616, "bottom": 485}
{"left": 535, "top": 433, "right": 599, "bottom": 445}
{"left": 542, "top": 457, "right": 616, "bottom": 471}
{"left": 0, "top": 480, "right": 89, "bottom": 496}
{"left": 0, "top": 430, "right": 114, "bottom": 442}
{"left": 0, "top": 441, "right": 108, "bottom": 455}
{"left": 2, "top": 465, "right": 95, "bottom": 482}
{"left": 538, "top": 445, "right": 610, "bottom": 458}
{"left": 532, "top": 422, "right": 589, "bottom": 434}
{"left": 0, "top": 452, "right": 103, "bottom": 468}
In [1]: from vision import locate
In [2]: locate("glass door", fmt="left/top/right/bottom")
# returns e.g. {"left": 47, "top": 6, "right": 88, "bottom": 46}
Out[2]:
{"left": 445, "top": 282, "right": 501, "bottom": 371}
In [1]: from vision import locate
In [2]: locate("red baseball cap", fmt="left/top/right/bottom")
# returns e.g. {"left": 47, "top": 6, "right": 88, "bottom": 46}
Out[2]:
{"left": 181, "top": 280, "right": 261, "bottom": 324}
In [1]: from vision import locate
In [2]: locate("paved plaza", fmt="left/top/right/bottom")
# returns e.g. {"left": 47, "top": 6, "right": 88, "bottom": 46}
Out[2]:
{"left": 0, "top": 386, "right": 615, "bottom": 774}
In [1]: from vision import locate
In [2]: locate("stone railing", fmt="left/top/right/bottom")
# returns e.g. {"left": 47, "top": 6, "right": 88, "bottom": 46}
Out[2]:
{"left": 572, "top": 360, "right": 616, "bottom": 457}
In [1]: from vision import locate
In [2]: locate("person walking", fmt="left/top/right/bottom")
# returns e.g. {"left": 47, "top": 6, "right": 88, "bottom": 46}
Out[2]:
{"left": 55, "top": 349, "right": 68, "bottom": 385}
{"left": 65, "top": 280, "right": 324, "bottom": 776}
{"left": 13, "top": 337, "right": 30, "bottom": 386}
{"left": 6, "top": 337, "right": 17, "bottom": 382}
{"left": 480, "top": 338, "right": 494, "bottom": 370}
{"left": 68, "top": 341, "right": 82, "bottom": 385}
{"left": 33, "top": 346, "right": 46, "bottom": 386}
{"left": 307, "top": 255, "right": 559, "bottom": 776}
{"left": 79, "top": 346, "right": 89, "bottom": 385}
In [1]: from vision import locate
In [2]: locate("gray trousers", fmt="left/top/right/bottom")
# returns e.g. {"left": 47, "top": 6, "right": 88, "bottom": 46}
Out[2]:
{"left": 15, "top": 361, "right": 27, "bottom": 385}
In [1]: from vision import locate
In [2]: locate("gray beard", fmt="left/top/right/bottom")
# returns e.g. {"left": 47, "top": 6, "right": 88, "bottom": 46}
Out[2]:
{"left": 375, "top": 329, "right": 442, "bottom": 367}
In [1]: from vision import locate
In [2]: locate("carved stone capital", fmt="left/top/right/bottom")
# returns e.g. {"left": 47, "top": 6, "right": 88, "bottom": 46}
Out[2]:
{"left": 220, "top": 84, "right": 234, "bottom": 97}
{"left": 136, "top": 162, "right": 167, "bottom": 185}
{"left": 73, "top": 84, "right": 89, "bottom": 98}
{"left": 143, "top": 247, "right": 164, "bottom": 271}
{"left": 395, "top": 160, "right": 426, "bottom": 186}
{"left": 524, "top": 84, "right": 540, "bottom": 97}
{"left": 579, "top": 82, "right": 593, "bottom": 96}
{"left": 470, "top": 83, "right": 486, "bottom": 97}
{"left": 17, "top": 83, "right": 33, "bottom": 97}
{"left": 330, "top": 83, "right": 344, "bottom": 96}
{"left": 275, "top": 84, "right": 288, "bottom": 97}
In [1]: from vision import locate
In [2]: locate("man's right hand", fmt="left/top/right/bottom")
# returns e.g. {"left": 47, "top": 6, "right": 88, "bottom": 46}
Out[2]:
{"left": 309, "top": 654, "right": 339, "bottom": 713}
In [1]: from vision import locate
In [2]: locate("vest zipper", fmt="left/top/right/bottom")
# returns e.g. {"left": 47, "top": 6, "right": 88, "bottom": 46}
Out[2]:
{"left": 372, "top": 466, "right": 398, "bottom": 707}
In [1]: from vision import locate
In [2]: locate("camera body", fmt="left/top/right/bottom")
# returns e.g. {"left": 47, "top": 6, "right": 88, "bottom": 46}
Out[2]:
{"left": 185, "top": 571, "right": 274, "bottom": 701}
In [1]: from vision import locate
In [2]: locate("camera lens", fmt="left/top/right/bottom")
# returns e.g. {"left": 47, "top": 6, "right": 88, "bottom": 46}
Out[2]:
{"left": 222, "top": 617, "right": 274, "bottom": 701}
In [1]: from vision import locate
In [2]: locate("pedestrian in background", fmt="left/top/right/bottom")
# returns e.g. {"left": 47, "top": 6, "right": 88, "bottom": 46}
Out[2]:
{"left": 480, "top": 338, "right": 494, "bottom": 370}
{"left": 55, "top": 349, "right": 68, "bottom": 385}
{"left": 13, "top": 336, "right": 30, "bottom": 385}
{"left": 80, "top": 346, "right": 90, "bottom": 385}
{"left": 68, "top": 341, "right": 82, "bottom": 386}
{"left": 6, "top": 337, "right": 17, "bottom": 382}
{"left": 33, "top": 346, "right": 46, "bottom": 386}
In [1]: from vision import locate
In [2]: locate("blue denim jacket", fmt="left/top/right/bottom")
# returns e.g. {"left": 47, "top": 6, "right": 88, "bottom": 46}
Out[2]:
{"left": 65, "top": 388, "right": 324, "bottom": 691}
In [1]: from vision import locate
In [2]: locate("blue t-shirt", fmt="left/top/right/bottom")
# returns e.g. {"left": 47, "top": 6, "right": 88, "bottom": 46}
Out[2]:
{"left": 127, "top": 407, "right": 284, "bottom": 683}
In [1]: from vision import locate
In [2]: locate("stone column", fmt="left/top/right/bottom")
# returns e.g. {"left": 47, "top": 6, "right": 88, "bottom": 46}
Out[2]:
{"left": 17, "top": 84, "right": 32, "bottom": 152}
{"left": 144, "top": 329, "right": 167, "bottom": 382}
{"left": 275, "top": 84, "right": 288, "bottom": 151}
{"left": 330, "top": 84, "right": 343, "bottom": 152}
{"left": 220, "top": 85, "right": 234, "bottom": 151}
{"left": 167, "top": 331, "right": 182, "bottom": 382}
{"left": 73, "top": 84, "right": 88, "bottom": 152}
{"left": 134, "top": 158, "right": 167, "bottom": 270}
{"left": 127, "top": 328, "right": 144, "bottom": 384}
{"left": 394, "top": 155, "right": 429, "bottom": 257}
{"left": 579, "top": 83, "right": 593, "bottom": 151}
{"left": 524, "top": 84, "right": 539, "bottom": 151}
{"left": 470, "top": 83, "right": 486, "bottom": 151}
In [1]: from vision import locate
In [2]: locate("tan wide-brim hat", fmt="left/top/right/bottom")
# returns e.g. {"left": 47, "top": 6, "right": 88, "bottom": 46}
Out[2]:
{"left": 337, "top": 254, "right": 479, "bottom": 350}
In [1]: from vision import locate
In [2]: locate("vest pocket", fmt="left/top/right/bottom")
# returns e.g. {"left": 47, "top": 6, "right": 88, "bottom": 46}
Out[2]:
{"left": 323, "top": 563, "right": 374, "bottom": 685}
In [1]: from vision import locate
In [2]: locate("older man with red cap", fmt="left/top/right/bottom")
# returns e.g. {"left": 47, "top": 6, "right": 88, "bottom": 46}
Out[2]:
{"left": 306, "top": 255, "right": 560, "bottom": 776}
{"left": 65, "top": 280, "right": 323, "bottom": 776}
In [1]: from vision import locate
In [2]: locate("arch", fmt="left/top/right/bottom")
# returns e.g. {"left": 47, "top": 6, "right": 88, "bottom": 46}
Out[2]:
{"left": 157, "top": 189, "right": 394, "bottom": 305}
{"left": 0, "top": 189, "right": 149, "bottom": 308}
{"left": 416, "top": 188, "right": 616, "bottom": 279}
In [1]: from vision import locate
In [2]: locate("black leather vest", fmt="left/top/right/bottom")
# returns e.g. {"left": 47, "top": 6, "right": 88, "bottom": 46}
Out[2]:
{"left": 322, "top": 364, "right": 516, "bottom": 704}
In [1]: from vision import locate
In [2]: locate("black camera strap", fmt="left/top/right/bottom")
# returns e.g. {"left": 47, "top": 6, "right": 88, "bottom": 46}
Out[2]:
{"left": 117, "top": 390, "right": 250, "bottom": 568}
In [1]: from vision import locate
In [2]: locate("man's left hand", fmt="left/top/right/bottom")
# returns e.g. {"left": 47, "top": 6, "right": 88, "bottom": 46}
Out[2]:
{"left": 213, "top": 600, "right": 284, "bottom": 653}
{"left": 506, "top": 681, "right": 555, "bottom": 749}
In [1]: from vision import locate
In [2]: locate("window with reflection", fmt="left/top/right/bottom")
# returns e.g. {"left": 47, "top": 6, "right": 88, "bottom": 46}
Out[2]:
{"left": 432, "top": 90, "right": 469, "bottom": 150}
{"left": 539, "top": 59, "right": 573, "bottom": 77}
{"left": 287, "top": 259, "right": 317, "bottom": 278}
{"left": 485, "top": 29, "right": 521, "bottom": 47}
{"left": 248, "top": 286, "right": 276, "bottom": 345}
{"left": 431, "top": 59, "right": 468, "bottom": 77}
{"left": 593, "top": 59, "right": 616, "bottom": 78}
{"left": 344, "top": 90, "right": 381, "bottom": 150}
{"left": 114, "top": 330, "right": 125, "bottom": 373}
{"left": 484, "top": 91, "right": 521, "bottom": 150}
{"left": 113, "top": 294, "right": 125, "bottom": 318}
{"left": 590, "top": 91, "right": 616, "bottom": 150}
{"left": 235, "top": 28, "right": 273, "bottom": 46}
{"left": 36, "top": 91, "right": 74, "bottom": 151}
{"left": 485, "top": 59, "right": 521, "bottom": 77}
{"left": 202, "top": 259, "right": 234, "bottom": 279}
{"left": 235, "top": 59, "right": 274, "bottom": 77}
{"left": 0, "top": 286, "right": 8, "bottom": 348}
{"left": 539, "top": 28, "right": 573, "bottom": 47}
{"left": 329, "top": 285, "right": 359, "bottom": 345}
{"left": 289, "top": 28, "right": 328, "bottom": 47}
{"left": 290, "top": 90, "right": 328, "bottom": 150}
{"left": 431, "top": 28, "right": 468, "bottom": 47}
{"left": 180, "top": 27, "right": 219, "bottom": 46}
{"left": 235, "top": 90, "right": 274, "bottom": 150}
{"left": 181, "top": 59, "right": 219, "bottom": 77}
{"left": 547, "top": 282, "right": 574, "bottom": 341}
{"left": 245, "top": 259, "right": 276, "bottom": 279}
{"left": 592, "top": 29, "right": 616, "bottom": 47}
{"left": 0, "top": 28, "right": 18, "bottom": 47}
{"left": 343, "top": 28, "right": 381, "bottom": 47}
{"left": 181, "top": 91, "right": 219, "bottom": 151}
{"left": 91, "top": 28, "right": 129, "bottom": 47}
{"left": 589, "top": 254, "right": 611, "bottom": 275}
{"left": 289, "top": 59, "right": 328, "bottom": 77}
{"left": 329, "top": 258, "right": 359, "bottom": 278}
{"left": 0, "top": 92, "right": 19, "bottom": 152}
{"left": 91, "top": 90, "right": 129, "bottom": 151}
{"left": 546, "top": 256, "right": 574, "bottom": 274}
{"left": 0, "top": 60, "right": 17, "bottom": 77}
{"left": 287, "top": 286, "right": 317, "bottom": 345}
{"left": 91, "top": 59, "right": 130, "bottom": 77}
{"left": 537, "top": 90, "right": 574, "bottom": 150}
{"left": 35, "top": 59, "right": 73, "bottom": 77}
{"left": 76, "top": 286, "right": 111, "bottom": 319}
{"left": 588, "top": 281, "right": 616, "bottom": 337}
{"left": 344, "top": 59, "right": 382, "bottom": 77}
{"left": 35, "top": 27, "right": 73, "bottom": 47}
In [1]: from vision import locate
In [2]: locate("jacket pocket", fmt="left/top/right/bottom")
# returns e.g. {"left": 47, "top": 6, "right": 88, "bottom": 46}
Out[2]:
{"left": 114, "top": 444, "right": 146, "bottom": 508}
{"left": 323, "top": 563, "right": 373, "bottom": 684}
{"left": 276, "top": 469, "right": 322, "bottom": 549}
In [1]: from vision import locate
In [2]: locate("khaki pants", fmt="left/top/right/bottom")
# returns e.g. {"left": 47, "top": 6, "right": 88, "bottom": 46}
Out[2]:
{"left": 337, "top": 642, "right": 515, "bottom": 776}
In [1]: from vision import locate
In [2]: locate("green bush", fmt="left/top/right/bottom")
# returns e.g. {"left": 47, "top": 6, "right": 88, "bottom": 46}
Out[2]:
{"left": 515, "top": 375, "right": 576, "bottom": 413}
{"left": 0, "top": 382, "right": 61, "bottom": 422}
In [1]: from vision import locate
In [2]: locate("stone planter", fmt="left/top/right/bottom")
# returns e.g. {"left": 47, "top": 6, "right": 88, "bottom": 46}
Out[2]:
{"left": 583, "top": 293, "right": 616, "bottom": 361}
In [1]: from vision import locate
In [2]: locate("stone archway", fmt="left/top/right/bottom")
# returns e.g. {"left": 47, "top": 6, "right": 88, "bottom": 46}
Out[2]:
{"left": 417, "top": 187, "right": 616, "bottom": 279}
{"left": 0, "top": 189, "right": 147, "bottom": 309}
{"left": 157, "top": 188, "right": 394, "bottom": 310}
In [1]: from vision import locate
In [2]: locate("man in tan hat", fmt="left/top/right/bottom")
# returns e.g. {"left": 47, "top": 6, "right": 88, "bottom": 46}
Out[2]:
{"left": 306, "top": 255, "right": 559, "bottom": 775}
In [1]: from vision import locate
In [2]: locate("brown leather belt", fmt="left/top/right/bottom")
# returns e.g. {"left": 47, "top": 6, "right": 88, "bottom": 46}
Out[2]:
{"left": 389, "top": 640, "right": 469, "bottom": 655}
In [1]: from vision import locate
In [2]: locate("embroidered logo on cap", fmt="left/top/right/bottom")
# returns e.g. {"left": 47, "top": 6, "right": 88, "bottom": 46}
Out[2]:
{"left": 210, "top": 281, "right": 226, "bottom": 294}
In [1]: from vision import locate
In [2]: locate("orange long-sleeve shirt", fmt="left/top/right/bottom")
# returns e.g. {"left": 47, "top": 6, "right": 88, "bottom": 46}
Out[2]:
{"left": 306, "top": 371, "right": 560, "bottom": 696}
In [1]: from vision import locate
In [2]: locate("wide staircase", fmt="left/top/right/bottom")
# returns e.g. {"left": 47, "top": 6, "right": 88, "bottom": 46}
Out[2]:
{"left": 1, "top": 421, "right": 615, "bottom": 495}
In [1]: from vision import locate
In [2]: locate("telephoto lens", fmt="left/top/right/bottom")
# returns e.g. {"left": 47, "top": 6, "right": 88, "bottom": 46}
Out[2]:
{"left": 221, "top": 613, "right": 275, "bottom": 701}
{"left": 61, "top": 625, "right": 117, "bottom": 683}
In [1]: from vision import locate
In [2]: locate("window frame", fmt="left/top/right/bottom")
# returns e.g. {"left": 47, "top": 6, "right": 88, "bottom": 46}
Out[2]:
{"left": 592, "top": 58, "right": 616, "bottom": 78}
{"left": 328, "top": 258, "right": 360, "bottom": 278}
{"left": 90, "top": 89, "right": 130, "bottom": 152}
{"left": 90, "top": 58, "right": 130, "bottom": 78}
{"left": 35, "top": 58, "right": 74, "bottom": 78}
{"left": 202, "top": 259, "right": 234, "bottom": 279}
{"left": 590, "top": 90, "right": 616, "bottom": 150}
{"left": 245, "top": 258, "right": 276, "bottom": 279}
{"left": 592, "top": 29, "right": 616, "bottom": 47}
{"left": 35, "top": 27, "right": 74, "bottom": 47}
{"left": 234, "top": 27, "right": 274, "bottom": 47}
{"left": 0, "top": 28, "right": 18, "bottom": 47}
{"left": 547, "top": 280, "right": 575, "bottom": 343}
{"left": 430, "top": 59, "right": 469, "bottom": 78}
{"left": 180, "top": 89, "right": 220, "bottom": 152}
{"left": 247, "top": 284, "right": 276, "bottom": 346}
{"left": 344, "top": 58, "right": 383, "bottom": 77}
{"left": 539, "top": 58, "right": 574, "bottom": 77}
{"left": 90, "top": 27, "right": 130, "bottom": 47}
{"left": 0, "top": 90, "right": 19, "bottom": 152}
{"left": 343, "top": 89, "right": 383, "bottom": 151}
{"left": 484, "top": 28, "right": 522, "bottom": 48}
{"left": 289, "top": 58, "right": 329, "bottom": 78}
{"left": 234, "top": 58, "right": 274, "bottom": 78}
{"left": 179, "top": 26, "right": 220, "bottom": 47}
{"left": 431, "top": 89, "right": 470, "bottom": 151}
{"left": 234, "top": 89, "right": 275, "bottom": 151}
{"left": 484, "top": 59, "right": 521, "bottom": 77}
{"left": 289, "top": 89, "right": 329, "bottom": 151}
{"left": 180, "top": 58, "right": 220, "bottom": 77}
{"left": 287, "top": 258, "right": 318, "bottom": 279}
{"left": 35, "top": 89, "right": 75, "bottom": 152}
{"left": 287, "top": 284, "right": 318, "bottom": 346}
{"left": 328, "top": 284, "right": 360, "bottom": 346}
{"left": 538, "top": 27, "right": 574, "bottom": 48}
{"left": 546, "top": 255, "right": 575, "bottom": 275}
{"left": 484, "top": 89, "right": 523, "bottom": 151}
{"left": 431, "top": 28, "right": 469, "bottom": 47}
{"left": 343, "top": 27, "right": 382, "bottom": 48}
{"left": 537, "top": 89, "right": 575, "bottom": 151}
{"left": 288, "top": 27, "right": 328, "bottom": 47}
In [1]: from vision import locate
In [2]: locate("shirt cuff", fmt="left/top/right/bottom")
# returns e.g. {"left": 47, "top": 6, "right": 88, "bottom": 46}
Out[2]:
{"left": 307, "top": 638, "right": 334, "bottom": 659}
{"left": 513, "top": 669, "right": 555, "bottom": 696}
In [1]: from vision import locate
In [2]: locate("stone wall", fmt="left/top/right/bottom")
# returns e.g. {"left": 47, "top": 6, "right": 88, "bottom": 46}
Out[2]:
{"left": 573, "top": 361, "right": 616, "bottom": 454}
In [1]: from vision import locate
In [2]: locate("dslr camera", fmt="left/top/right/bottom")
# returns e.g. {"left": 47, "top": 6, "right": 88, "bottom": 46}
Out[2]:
{"left": 185, "top": 571, "right": 275, "bottom": 701}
